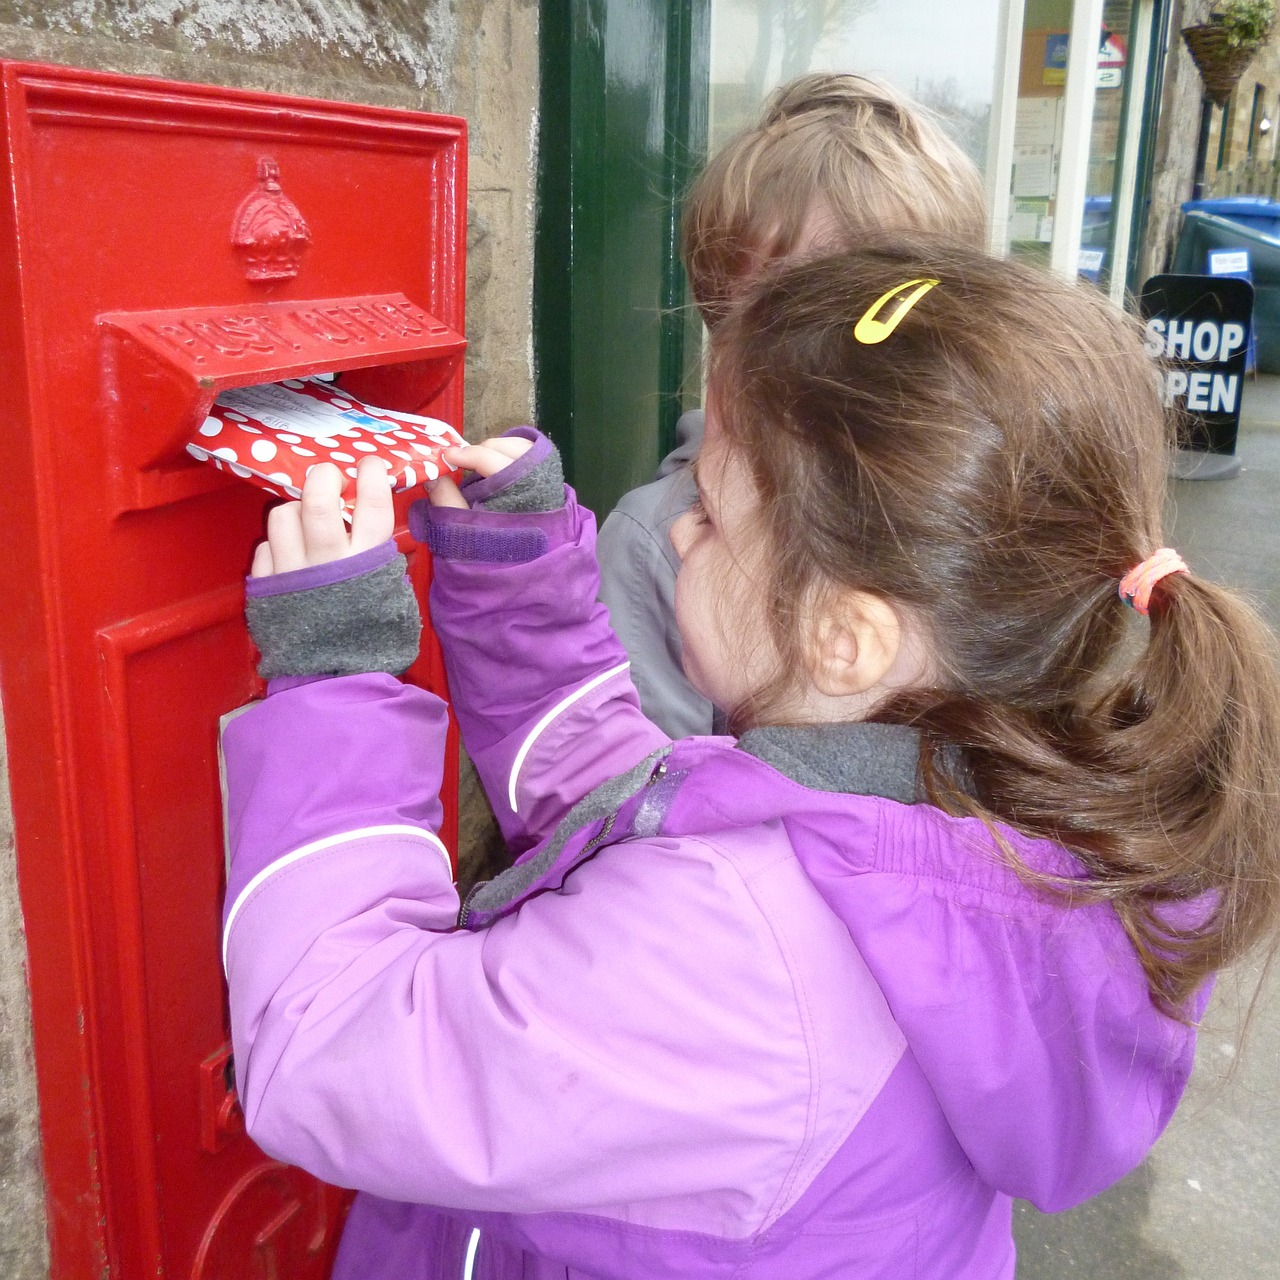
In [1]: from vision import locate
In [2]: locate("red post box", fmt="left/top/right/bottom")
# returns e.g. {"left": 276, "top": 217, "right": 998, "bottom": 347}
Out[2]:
{"left": 0, "top": 61, "right": 466, "bottom": 1278}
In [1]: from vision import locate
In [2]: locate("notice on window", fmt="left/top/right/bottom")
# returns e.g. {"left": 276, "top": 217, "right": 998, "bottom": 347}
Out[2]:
{"left": 1013, "top": 146, "right": 1055, "bottom": 198}
{"left": 1078, "top": 248, "right": 1106, "bottom": 275}
{"left": 1009, "top": 199, "right": 1050, "bottom": 243}
{"left": 1044, "top": 33, "right": 1069, "bottom": 86}
{"left": 1098, "top": 30, "right": 1126, "bottom": 89}
{"left": 1014, "top": 97, "right": 1059, "bottom": 148}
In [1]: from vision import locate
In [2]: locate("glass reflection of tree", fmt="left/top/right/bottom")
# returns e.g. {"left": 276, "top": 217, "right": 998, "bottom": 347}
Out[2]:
{"left": 915, "top": 77, "right": 991, "bottom": 171}
{"left": 741, "top": 0, "right": 878, "bottom": 102}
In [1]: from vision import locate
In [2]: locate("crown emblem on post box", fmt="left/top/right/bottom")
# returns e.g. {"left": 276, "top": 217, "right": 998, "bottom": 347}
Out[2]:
{"left": 231, "top": 158, "right": 312, "bottom": 282}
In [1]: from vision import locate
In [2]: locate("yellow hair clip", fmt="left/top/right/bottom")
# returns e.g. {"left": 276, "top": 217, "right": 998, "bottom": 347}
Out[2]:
{"left": 853, "top": 277, "right": 940, "bottom": 345}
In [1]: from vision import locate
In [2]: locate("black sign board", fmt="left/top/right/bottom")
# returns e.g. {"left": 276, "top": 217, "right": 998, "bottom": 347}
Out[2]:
{"left": 1139, "top": 274, "right": 1252, "bottom": 457}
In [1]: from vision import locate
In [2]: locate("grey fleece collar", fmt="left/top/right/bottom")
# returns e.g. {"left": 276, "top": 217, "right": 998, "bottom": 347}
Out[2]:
{"left": 737, "top": 721, "right": 923, "bottom": 803}
{"left": 460, "top": 721, "right": 926, "bottom": 929}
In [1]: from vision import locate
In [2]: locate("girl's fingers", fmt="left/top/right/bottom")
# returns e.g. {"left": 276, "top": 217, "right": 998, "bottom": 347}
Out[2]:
{"left": 298, "top": 463, "right": 350, "bottom": 564}
{"left": 350, "top": 456, "right": 395, "bottom": 553}
{"left": 250, "top": 540, "right": 275, "bottom": 578}
{"left": 265, "top": 500, "right": 307, "bottom": 574}
{"left": 480, "top": 435, "right": 534, "bottom": 461}
{"left": 426, "top": 434, "right": 534, "bottom": 510}
{"left": 257, "top": 457, "right": 399, "bottom": 578}
{"left": 444, "top": 437, "right": 533, "bottom": 479}
{"left": 426, "top": 474, "right": 469, "bottom": 509}
{"left": 441, "top": 444, "right": 504, "bottom": 476}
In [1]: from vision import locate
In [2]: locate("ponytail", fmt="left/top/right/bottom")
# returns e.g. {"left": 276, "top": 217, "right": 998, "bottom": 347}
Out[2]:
{"left": 906, "top": 571, "right": 1280, "bottom": 1017}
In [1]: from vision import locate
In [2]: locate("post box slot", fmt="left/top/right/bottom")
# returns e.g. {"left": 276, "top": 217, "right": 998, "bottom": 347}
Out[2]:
{"left": 100, "top": 292, "right": 466, "bottom": 512}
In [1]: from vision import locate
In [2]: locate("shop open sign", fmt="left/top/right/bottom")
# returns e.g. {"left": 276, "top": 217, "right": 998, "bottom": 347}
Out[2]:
{"left": 1139, "top": 275, "right": 1253, "bottom": 456}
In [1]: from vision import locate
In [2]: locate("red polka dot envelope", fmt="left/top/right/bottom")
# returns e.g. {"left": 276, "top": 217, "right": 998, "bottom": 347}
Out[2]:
{"left": 186, "top": 376, "right": 464, "bottom": 509}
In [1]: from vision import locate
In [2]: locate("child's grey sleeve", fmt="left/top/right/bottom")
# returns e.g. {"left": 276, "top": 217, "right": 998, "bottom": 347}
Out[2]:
{"left": 597, "top": 468, "right": 715, "bottom": 739}
{"left": 245, "top": 541, "right": 422, "bottom": 680}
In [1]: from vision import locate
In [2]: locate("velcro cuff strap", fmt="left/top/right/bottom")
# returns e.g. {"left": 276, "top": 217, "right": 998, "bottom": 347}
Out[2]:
{"left": 418, "top": 519, "right": 549, "bottom": 564}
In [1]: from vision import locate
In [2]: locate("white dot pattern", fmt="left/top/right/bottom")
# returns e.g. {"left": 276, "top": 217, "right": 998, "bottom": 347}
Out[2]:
{"left": 187, "top": 376, "right": 464, "bottom": 510}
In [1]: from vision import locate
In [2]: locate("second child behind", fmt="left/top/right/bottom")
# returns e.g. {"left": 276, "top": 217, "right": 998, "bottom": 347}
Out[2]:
{"left": 597, "top": 72, "right": 988, "bottom": 737}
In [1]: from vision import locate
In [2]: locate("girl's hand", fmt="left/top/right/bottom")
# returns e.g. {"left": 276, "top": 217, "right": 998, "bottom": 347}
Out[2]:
{"left": 426, "top": 436, "right": 534, "bottom": 509}
{"left": 250, "top": 457, "right": 393, "bottom": 578}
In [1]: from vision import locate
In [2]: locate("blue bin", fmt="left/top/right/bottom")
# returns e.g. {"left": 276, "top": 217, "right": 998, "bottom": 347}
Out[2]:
{"left": 1174, "top": 210, "right": 1280, "bottom": 371}
{"left": 1078, "top": 196, "right": 1112, "bottom": 281}
{"left": 1182, "top": 195, "right": 1280, "bottom": 237}
{"left": 1082, "top": 195, "right": 1112, "bottom": 244}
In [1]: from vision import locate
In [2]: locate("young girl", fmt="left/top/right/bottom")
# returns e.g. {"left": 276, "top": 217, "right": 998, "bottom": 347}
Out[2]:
{"left": 225, "top": 241, "right": 1280, "bottom": 1280}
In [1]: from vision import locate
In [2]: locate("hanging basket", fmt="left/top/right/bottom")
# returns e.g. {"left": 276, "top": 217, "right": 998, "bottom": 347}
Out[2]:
{"left": 1182, "top": 22, "right": 1262, "bottom": 106}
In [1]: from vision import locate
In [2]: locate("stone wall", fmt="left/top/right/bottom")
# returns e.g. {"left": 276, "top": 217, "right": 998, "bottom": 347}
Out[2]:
{"left": 1202, "top": 26, "right": 1280, "bottom": 195}
{"left": 0, "top": 2, "right": 538, "bottom": 1273}
{"left": 1142, "top": 4, "right": 1280, "bottom": 281}
{"left": 1142, "top": 0, "right": 1208, "bottom": 282}
{"left": 0, "top": 699, "right": 43, "bottom": 1280}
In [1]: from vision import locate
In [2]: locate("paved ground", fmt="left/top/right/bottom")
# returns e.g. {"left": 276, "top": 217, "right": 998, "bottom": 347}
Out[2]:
{"left": 1012, "top": 378, "right": 1280, "bottom": 1278}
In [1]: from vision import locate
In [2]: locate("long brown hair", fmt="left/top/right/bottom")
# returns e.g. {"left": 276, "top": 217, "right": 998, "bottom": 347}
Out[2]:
{"left": 711, "top": 240, "right": 1280, "bottom": 1016}
{"left": 682, "top": 73, "right": 988, "bottom": 327}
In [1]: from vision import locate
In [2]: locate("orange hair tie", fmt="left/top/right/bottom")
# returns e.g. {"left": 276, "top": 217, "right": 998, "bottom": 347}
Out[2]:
{"left": 1119, "top": 548, "right": 1189, "bottom": 616}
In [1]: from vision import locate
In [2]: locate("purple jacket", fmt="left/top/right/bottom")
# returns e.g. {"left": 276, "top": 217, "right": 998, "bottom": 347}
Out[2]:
{"left": 222, "top": 471, "right": 1201, "bottom": 1279}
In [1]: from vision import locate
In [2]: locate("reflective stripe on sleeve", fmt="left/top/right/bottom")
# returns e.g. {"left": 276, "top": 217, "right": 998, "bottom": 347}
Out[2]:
{"left": 463, "top": 1227, "right": 481, "bottom": 1280}
{"left": 506, "top": 662, "right": 631, "bottom": 812}
{"left": 222, "top": 824, "right": 451, "bottom": 971}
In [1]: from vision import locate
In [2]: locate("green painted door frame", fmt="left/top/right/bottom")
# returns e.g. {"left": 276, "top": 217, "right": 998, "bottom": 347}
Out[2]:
{"left": 1122, "top": 0, "right": 1174, "bottom": 292}
{"left": 534, "top": 0, "right": 711, "bottom": 520}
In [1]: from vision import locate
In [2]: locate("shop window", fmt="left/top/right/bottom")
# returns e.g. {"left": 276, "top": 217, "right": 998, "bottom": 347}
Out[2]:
{"left": 1248, "top": 82, "right": 1264, "bottom": 156}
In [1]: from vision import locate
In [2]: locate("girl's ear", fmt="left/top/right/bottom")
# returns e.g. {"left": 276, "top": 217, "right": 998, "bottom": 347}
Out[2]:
{"left": 811, "top": 590, "right": 902, "bottom": 698}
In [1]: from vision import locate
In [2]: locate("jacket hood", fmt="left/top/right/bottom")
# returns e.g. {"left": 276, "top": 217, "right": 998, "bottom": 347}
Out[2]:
{"left": 655, "top": 409, "right": 705, "bottom": 479}
{"left": 662, "top": 726, "right": 1203, "bottom": 1212}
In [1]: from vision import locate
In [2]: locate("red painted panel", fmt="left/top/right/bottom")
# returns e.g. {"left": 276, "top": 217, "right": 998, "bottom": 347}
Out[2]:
{"left": 0, "top": 62, "right": 465, "bottom": 1278}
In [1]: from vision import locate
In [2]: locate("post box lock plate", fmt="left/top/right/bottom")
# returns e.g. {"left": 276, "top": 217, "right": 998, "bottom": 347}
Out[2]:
{"left": 199, "top": 1041, "right": 244, "bottom": 1154}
